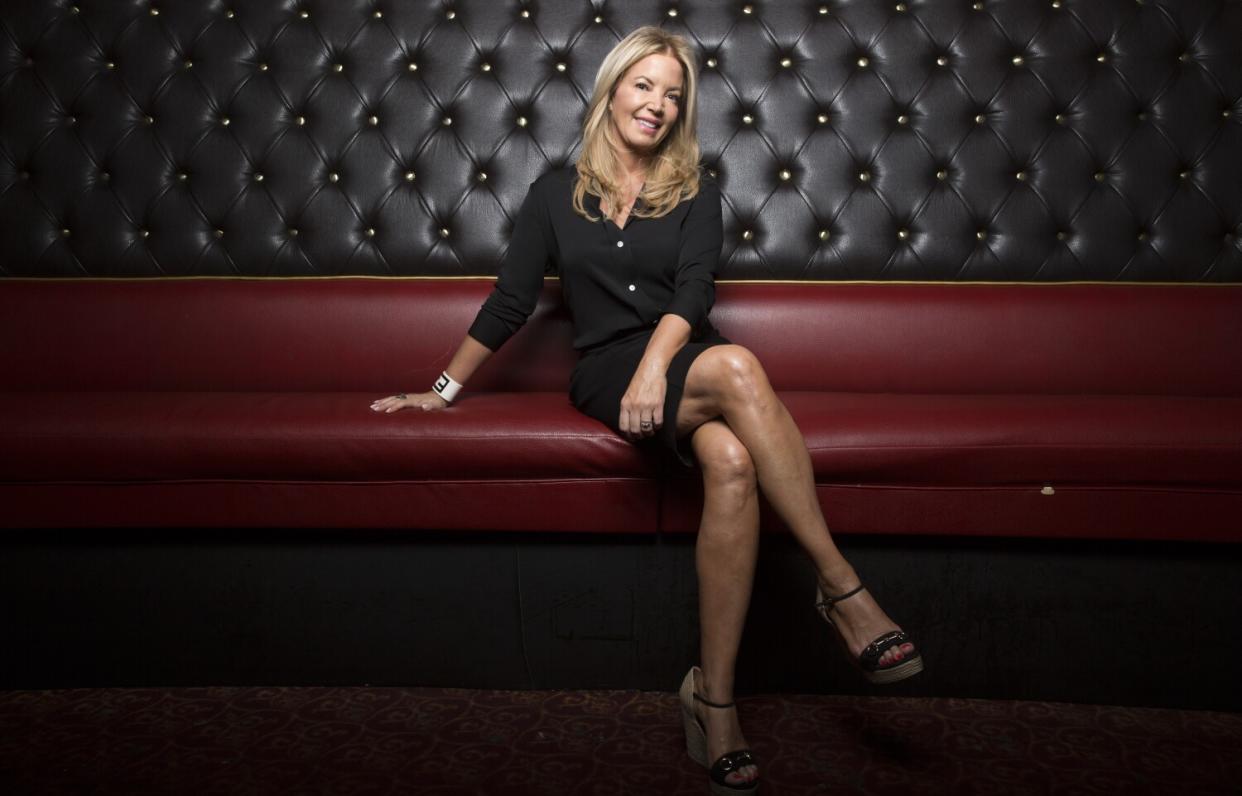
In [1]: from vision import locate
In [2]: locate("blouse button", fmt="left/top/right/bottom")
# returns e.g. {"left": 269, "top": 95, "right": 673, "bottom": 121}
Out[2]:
{"left": 628, "top": 284, "right": 636, "bottom": 291}
{"left": 616, "top": 240, "right": 624, "bottom": 247}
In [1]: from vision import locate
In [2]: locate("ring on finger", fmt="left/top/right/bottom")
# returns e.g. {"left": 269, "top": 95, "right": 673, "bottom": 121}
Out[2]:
{"left": 397, "top": 393, "right": 407, "bottom": 399}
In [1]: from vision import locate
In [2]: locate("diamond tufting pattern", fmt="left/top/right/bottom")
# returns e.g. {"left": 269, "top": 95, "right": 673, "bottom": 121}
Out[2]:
{"left": 1, "top": 0, "right": 1240, "bottom": 280}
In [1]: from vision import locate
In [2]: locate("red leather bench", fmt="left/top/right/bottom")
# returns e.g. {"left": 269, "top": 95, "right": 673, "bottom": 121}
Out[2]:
{"left": 3, "top": 278, "right": 1240, "bottom": 542}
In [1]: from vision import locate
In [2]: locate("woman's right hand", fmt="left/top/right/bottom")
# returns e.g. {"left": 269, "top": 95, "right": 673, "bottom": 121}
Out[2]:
{"left": 370, "top": 391, "right": 449, "bottom": 413}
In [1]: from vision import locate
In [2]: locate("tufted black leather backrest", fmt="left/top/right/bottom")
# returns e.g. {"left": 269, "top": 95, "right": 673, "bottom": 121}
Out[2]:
{"left": 2, "top": 0, "right": 1239, "bottom": 281}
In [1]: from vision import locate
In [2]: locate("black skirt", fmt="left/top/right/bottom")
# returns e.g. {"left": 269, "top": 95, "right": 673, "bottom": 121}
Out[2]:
{"left": 570, "top": 324, "right": 731, "bottom": 468}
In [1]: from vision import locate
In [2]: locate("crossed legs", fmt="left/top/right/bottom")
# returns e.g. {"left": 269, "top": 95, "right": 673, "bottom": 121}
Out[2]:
{"left": 678, "top": 345, "right": 916, "bottom": 784}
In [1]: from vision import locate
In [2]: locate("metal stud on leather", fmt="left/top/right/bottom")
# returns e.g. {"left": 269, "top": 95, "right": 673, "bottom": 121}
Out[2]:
{"left": 1, "top": 1, "right": 1238, "bottom": 280}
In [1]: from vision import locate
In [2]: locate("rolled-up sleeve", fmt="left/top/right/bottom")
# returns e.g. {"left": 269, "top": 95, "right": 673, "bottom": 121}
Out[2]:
{"left": 663, "top": 173, "right": 723, "bottom": 330}
{"left": 467, "top": 177, "right": 553, "bottom": 351}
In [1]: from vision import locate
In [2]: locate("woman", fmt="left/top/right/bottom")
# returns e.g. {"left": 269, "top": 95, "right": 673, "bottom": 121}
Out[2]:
{"left": 370, "top": 26, "right": 922, "bottom": 794}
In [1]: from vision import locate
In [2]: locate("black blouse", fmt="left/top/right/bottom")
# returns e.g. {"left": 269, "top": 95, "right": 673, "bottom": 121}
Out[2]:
{"left": 467, "top": 165, "right": 723, "bottom": 353}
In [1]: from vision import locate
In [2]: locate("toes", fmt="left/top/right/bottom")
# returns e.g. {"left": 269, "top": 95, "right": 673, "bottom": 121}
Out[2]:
{"left": 727, "top": 766, "right": 759, "bottom": 784}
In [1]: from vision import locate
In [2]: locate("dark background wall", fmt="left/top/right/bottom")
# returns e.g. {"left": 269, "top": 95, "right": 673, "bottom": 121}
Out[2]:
{"left": 5, "top": 529, "right": 1241, "bottom": 711}
{"left": 2, "top": 0, "right": 1239, "bottom": 280}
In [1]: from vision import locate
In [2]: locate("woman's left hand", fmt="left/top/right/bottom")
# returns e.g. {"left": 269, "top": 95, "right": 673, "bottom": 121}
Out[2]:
{"left": 619, "top": 368, "right": 666, "bottom": 439}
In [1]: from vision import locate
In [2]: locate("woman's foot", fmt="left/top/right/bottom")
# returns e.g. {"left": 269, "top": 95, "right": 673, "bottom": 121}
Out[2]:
{"left": 695, "top": 683, "right": 758, "bottom": 787}
{"left": 817, "top": 569, "right": 917, "bottom": 669}
{"left": 817, "top": 581, "right": 915, "bottom": 668}
{"left": 681, "top": 666, "right": 759, "bottom": 789}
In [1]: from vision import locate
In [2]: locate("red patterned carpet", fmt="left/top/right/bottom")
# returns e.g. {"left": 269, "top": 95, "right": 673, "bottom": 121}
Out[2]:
{"left": 1, "top": 687, "right": 1238, "bottom": 795}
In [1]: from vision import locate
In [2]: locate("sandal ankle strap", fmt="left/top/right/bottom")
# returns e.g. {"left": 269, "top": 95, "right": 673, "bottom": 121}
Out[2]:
{"left": 693, "top": 691, "right": 736, "bottom": 709}
{"left": 816, "top": 582, "right": 865, "bottom": 612}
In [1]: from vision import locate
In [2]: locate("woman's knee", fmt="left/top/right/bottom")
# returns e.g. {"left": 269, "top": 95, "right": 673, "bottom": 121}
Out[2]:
{"left": 696, "top": 424, "right": 757, "bottom": 491}
{"left": 701, "top": 345, "right": 770, "bottom": 404}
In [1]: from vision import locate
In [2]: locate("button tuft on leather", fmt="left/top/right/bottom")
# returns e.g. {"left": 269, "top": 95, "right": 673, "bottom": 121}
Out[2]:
{"left": 616, "top": 241, "right": 624, "bottom": 247}
{"left": 628, "top": 284, "right": 636, "bottom": 291}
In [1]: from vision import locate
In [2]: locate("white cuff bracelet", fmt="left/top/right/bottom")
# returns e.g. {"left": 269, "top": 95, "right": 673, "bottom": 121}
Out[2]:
{"left": 432, "top": 370, "right": 463, "bottom": 402}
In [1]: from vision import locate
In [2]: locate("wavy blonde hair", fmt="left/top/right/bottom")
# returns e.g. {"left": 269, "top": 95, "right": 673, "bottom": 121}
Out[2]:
{"left": 572, "top": 26, "right": 703, "bottom": 221}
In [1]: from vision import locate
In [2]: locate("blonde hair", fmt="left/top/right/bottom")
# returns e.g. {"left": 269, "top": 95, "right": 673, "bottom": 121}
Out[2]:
{"left": 572, "top": 26, "right": 703, "bottom": 221}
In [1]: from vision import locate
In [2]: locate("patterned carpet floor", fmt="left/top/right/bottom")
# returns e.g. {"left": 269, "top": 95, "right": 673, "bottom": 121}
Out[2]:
{"left": 1, "top": 686, "right": 1238, "bottom": 795}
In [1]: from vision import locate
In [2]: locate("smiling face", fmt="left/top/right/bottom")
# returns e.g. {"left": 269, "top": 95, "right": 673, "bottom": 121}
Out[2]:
{"left": 608, "top": 51, "right": 684, "bottom": 161}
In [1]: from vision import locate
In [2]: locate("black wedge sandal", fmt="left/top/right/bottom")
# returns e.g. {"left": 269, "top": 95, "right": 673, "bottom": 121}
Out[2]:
{"left": 678, "top": 666, "right": 759, "bottom": 795}
{"left": 815, "top": 583, "right": 925, "bottom": 685}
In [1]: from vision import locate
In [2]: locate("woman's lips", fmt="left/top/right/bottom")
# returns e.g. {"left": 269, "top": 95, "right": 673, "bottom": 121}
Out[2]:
{"left": 635, "top": 118, "right": 660, "bottom": 135}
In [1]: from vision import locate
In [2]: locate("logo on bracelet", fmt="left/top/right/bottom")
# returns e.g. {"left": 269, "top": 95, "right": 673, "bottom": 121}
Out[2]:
{"left": 434, "top": 374, "right": 449, "bottom": 392}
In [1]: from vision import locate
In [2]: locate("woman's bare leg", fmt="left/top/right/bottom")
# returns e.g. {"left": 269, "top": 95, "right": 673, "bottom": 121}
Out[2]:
{"left": 676, "top": 345, "right": 914, "bottom": 666}
{"left": 689, "top": 419, "right": 760, "bottom": 786}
